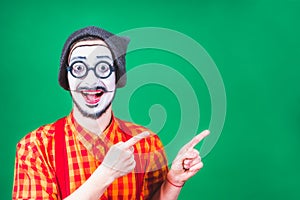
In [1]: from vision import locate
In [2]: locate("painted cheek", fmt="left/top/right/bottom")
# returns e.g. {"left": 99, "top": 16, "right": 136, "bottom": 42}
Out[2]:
{"left": 68, "top": 73, "right": 83, "bottom": 90}
{"left": 106, "top": 73, "right": 116, "bottom": 90}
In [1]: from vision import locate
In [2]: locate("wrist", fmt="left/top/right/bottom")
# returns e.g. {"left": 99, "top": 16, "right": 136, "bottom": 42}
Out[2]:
{"left": 97, "top": 165, "right": 116, "bottom": 186}
{"left": 166, "top": 176, "right": 185, "bottom": 188}
{"left": 166, "top": 171, "right": 185, "bottom": 187}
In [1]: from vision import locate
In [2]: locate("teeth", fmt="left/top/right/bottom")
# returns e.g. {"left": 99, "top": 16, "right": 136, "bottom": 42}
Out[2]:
{"left": 81, "top": 90, "right": 103, "bottom": 95}
{"left": 83, "top": 92, "right": 99, "bottom": 95}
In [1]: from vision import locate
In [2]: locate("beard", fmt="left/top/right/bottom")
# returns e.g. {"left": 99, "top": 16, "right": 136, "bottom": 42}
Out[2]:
{"left": 71, "top": 92, "right": 116, "bottom": 119}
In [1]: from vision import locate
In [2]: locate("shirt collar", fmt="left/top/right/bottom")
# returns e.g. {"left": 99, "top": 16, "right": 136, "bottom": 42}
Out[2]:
{"left": 66, "top": 111, "right": 120, "bottom": 159}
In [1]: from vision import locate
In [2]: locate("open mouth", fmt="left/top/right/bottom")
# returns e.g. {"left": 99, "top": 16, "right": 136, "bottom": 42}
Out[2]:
{"left": 81, "top": 90, "right": 104, "bottom": 105}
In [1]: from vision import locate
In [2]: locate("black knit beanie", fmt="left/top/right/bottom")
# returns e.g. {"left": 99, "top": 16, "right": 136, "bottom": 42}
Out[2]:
{"left": 59, "top": 26, "right": 130, "bottom": 90}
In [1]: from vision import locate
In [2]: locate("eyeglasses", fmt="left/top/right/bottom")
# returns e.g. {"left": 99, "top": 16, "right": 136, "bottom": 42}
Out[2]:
{"left": 67, "top": 61, "right": 115, "bottom": 79}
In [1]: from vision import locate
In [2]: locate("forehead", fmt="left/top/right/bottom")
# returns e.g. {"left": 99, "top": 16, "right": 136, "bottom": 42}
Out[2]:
{"left": 69, "top": 39, "right": 112, "bottom": 59}
{"left": 71, "top": 39, "right": 108, "bottom": 49}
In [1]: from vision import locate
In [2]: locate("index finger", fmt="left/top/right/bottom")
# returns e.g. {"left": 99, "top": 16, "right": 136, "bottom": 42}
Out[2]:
{"left": 185, "top": 130, "right": 210, "bottom": 150}
{"left": 124, "top": 131, "right": 150, "bottom": 148}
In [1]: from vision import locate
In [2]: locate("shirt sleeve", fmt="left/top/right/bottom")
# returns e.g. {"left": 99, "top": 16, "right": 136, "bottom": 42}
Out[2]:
{"left": 141, "top": 134, "right": 169, "bottom": 200}
{"left": 12, "top": 132, "right": 59, "bottom": 200}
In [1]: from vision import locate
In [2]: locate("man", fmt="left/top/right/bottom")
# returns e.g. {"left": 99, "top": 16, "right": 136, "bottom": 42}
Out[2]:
{"left": 13, "top": 26, "right": 209, "bottom": 199}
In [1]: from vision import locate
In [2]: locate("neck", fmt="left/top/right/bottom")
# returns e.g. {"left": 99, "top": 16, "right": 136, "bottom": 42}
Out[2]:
{"left": 73, "top": 105, "right": 112, "bottom": 135}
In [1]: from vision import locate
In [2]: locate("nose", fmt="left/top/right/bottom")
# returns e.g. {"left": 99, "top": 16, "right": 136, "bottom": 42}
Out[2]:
{"left": 84, "top": 69, "right": 99, "bottom": 86}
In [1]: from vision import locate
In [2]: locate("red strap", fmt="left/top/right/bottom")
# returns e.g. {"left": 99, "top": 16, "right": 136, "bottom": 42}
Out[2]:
{"left": 54, "top": 118, "right": 70, "bottom": 199}
{"left": 54, "top": 117, "right": 144, "bottom": 199}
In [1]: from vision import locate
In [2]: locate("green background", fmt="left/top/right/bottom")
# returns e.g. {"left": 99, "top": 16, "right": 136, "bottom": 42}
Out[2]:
{"left": 1, "top": 0, "right": 299, "bottom": 199}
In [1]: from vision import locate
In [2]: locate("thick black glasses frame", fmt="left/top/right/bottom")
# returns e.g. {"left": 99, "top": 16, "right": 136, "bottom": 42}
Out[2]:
{"left": 66, "top": 60, "right": 115, "bottom": 79}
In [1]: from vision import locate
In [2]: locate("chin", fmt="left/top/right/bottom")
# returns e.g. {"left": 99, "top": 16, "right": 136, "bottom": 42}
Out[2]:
{"left": 73, "top": 99, "right": 112, "bottom": 120}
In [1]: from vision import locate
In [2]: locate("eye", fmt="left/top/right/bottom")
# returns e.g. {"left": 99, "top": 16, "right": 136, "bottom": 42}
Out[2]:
{"left": 96, "top": 62, "right": 112, "bottom": 78}
{"left": 97, "top": 62, "right": 110, "bottom": 73}
{"left": 72, "top": 63, "right": 86, "bottom": 74}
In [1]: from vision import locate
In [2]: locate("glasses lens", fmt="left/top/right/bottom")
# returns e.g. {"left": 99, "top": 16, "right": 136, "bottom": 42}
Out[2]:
{"left": 72, "top": 62, "right": 87, "bottom": 78}
{"left": 95, "top": 62, "right": 111, "bottom": 78}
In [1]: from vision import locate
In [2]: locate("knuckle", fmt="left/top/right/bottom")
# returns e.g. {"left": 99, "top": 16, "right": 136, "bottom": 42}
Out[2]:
{"left": 193, "top": 149, "right": 199, "bottom": 155}
{"left": 199, "top": 162, "right": 204, "bottom": 168}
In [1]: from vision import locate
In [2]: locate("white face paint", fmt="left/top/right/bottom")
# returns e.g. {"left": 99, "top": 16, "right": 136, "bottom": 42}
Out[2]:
{"left": 67, "top": 40, "right": 116, "bottom": 119}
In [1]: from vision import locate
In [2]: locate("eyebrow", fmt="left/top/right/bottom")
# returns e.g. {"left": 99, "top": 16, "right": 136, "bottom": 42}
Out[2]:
{"left": 70, "top": 56, "right": 86, "bottom": 61}
{"left": 96, "top": 55, "right": 112, "bottom": 60}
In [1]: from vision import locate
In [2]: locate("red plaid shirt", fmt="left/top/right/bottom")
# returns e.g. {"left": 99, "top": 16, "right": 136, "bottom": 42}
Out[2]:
{"left": 13, "top": 112, "right": 168, "bottom": 199}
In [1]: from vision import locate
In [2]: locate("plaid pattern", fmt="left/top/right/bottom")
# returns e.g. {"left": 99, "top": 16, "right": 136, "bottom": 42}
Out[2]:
{"left": 13, "top": 112, "right": 168, "bottom": 199}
